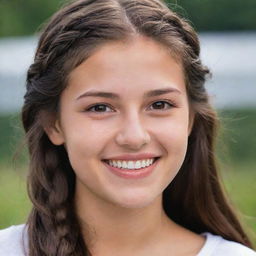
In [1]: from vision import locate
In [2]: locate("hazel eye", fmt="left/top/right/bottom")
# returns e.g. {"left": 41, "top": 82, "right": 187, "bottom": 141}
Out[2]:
{"left": 86, "top": 104, "right": 114, "bottom": 113}
{"left": 149, "top": 101, "right": 174, "bottom": 110}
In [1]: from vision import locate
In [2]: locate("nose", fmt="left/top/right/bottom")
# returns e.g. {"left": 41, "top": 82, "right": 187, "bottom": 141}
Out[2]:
{"left": 115, "top": 111, "right": 150, "bottom": 150}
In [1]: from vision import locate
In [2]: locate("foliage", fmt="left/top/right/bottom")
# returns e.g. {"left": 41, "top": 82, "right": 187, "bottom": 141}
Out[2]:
{"left": 1, "top": 0, "right": 256, "bottom": 37}
{"left": 0, "top": 113, "right": 26, "bottom": 165}
{"left": 216, "top": 108, "right": 256, "bottom": 164}
{"left": 170, "top": 0, "right": 256, "bottom": 31}
{"left": 0, "top": 0, "right": 63, "bottom": 37}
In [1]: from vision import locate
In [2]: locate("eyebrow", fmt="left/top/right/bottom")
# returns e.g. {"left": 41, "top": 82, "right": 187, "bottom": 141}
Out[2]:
{"left": 76, "top": 87, "right": 181, "bottom": 100}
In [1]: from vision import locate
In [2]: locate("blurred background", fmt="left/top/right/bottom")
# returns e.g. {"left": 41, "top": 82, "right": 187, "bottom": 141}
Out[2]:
{"left": 0, "top": 0, "right": 255, "bottom": 246}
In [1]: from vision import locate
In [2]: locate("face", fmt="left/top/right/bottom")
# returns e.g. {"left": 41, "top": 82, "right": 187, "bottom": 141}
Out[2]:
{"left": 47, "top": 36, "right": 194, "bottom": 209}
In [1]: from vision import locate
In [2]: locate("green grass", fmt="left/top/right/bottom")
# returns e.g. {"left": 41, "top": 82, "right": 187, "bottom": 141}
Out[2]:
{"left": 0, "top": 164, "right": 31, "bottom": 228}
{"left": 220, "top": 161, "right": 256, "bottom": 245}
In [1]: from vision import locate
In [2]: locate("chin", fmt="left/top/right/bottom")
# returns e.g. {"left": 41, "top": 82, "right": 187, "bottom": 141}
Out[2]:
{"left": 112, "top": 192, "right": 160, "bottom": 209}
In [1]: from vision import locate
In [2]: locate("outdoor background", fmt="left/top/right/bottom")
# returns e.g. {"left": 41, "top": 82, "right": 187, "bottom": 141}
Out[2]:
{"left": 0, "top": 0, "right": 256, "bottom": 246}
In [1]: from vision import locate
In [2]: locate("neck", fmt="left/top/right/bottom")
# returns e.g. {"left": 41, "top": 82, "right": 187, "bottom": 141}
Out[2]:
{"left": 74, "top": 182, "right": 173, "bottom": 254}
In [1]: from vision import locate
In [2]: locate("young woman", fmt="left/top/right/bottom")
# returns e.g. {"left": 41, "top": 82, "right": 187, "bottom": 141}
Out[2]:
{"left": 0, "top": 0, "right": 255, "bottom": 255}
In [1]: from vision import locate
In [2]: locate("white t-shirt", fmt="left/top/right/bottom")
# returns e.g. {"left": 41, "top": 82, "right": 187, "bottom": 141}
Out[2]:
{"left": 0, "top": 224, "right": 256, "bottom": 255}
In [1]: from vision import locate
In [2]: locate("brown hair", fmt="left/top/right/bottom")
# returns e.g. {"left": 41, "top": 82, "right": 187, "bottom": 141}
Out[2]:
{"left": 22, "top": 0, "right": 254, "bottom": 255}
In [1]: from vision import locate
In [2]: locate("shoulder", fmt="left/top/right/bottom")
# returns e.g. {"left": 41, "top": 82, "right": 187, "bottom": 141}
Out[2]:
{"left": 0, "top": 224, "right": 28, "bottom": 256}
{"left": 197, "top": 232, "right": 256, "bottom": 256}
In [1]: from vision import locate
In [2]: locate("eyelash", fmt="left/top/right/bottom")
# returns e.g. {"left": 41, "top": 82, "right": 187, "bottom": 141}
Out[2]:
{"left": 85, "top": 100, "right": 176, "bottom": 114}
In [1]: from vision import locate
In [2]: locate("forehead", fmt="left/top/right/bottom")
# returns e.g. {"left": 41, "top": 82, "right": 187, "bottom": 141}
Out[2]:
{"left": 66, "top": 35, "right": 186, "bottom": 98}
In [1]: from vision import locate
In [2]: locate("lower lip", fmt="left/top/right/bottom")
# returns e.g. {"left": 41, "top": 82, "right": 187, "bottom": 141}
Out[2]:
{"left": 102, "top": 158, "right": 159, "bottom": 179}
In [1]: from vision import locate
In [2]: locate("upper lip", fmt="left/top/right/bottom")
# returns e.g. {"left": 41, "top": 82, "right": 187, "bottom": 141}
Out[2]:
{"left": 103, "top": 153, "right": 160, "bottom": 161}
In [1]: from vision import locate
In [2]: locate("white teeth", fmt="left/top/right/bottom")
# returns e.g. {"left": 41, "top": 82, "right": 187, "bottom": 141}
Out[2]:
{"left": 106, "top": 158, "right": 155, "bottom": 170}
{"left": 127, "top": 161, "right": 134, "bottom": 169}
{"left": 135, "top": 160, "right": 141, "bottom": 169}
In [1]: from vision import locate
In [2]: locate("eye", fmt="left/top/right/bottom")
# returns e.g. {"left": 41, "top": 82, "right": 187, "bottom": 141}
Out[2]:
{"left": 86, "top": 103, "right": 114, "bottom": 113}
{"left": 85, "top": 100, "right": 175, "bottom": 114}
{"left": 149, "top": 100, "right": 175, "bottom": 111}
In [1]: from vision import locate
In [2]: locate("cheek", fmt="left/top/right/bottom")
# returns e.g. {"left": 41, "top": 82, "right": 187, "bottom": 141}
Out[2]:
{"left": 62, "top": 118, "right": 112, "bottom": 168}
{"left": 160, "top": 126, "right": 189, "bottom": 168}
{"left": 154, "top": 122, "right": 189, "bottom": 192}
{"left": 152, "top": 112, "right": 190, "bottom": 148}
{"left": 153, "top": 114, "right": 190, "bottom": 174}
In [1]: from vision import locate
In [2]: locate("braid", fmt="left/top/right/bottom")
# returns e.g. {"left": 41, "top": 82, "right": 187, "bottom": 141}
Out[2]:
{"left": 26, "top": 125, "right": 88, "bottom": 255}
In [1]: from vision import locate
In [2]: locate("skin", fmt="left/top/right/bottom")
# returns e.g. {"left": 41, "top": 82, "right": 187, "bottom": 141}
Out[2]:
{"left": 46, "top": 35, "right": 205, "bottom": 255}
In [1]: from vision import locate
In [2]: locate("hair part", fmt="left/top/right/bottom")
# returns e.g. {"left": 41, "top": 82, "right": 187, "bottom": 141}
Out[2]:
{"left": 22, "top": 0, "right": 254, "bottom": 255}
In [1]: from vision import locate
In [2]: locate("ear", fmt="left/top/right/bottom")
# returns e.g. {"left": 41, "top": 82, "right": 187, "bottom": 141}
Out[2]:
{"left": 44, "top": 118, "right": 65, "bottom": 146}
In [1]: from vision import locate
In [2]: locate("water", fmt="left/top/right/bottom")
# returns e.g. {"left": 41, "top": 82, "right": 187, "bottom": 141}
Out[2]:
{"left": 0, "top": 32, "right": 256, "bottom": 113}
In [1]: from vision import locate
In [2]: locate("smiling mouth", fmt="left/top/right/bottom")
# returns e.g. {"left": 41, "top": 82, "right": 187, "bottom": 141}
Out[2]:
{"left": 101, "top": 157, "right": 160, "bottom": 170}
{"left": 101, "top": 157, "right": 160, "bottom": 179}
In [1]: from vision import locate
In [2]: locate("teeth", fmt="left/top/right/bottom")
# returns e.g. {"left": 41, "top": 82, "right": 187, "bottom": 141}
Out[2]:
{"left": 107, "top": 158, "right": 155, "bottom": 170}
